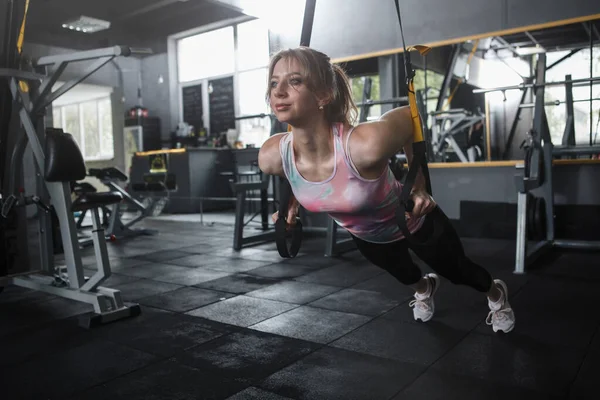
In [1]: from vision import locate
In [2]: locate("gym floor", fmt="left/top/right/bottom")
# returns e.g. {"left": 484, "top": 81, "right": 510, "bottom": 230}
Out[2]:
{"left": 1, "top": 216, "right": 598, "bottom": 400}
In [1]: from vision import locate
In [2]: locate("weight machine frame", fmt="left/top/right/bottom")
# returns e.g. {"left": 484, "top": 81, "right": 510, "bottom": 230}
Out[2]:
{"left": 494, "top": 53, "right": 600, "bottom": 274}
{"left": 430, "top": 108, "right": 485, "bottom": 162}
{"left": 0, "top": 46, "right": 148, "bottom": 326}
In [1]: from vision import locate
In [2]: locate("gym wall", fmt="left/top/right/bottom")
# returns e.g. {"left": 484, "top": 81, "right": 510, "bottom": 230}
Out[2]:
{"left": 270, "top": 0, "right": 600, "bottom": 61}
{"left": 140, "top": 53, "right": 171, "bottom": 140}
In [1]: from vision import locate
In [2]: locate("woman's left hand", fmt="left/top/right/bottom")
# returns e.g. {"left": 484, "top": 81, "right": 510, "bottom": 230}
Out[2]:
{"left": 407, "top": 189, "right": 436, "bottom": 219}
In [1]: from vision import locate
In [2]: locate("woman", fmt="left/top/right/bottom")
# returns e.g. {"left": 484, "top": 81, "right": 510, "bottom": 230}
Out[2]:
{"left": 258, "top": 47, "right": 515, "bottom": 333}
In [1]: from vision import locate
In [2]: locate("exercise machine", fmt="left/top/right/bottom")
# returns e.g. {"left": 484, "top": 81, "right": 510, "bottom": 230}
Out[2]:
{"left": 477, "top": 53, "right": 600, "bottom": 274}
{"left": 430, "top": 108, "right": 485, "bottom": 162}
{"left": 85, "top": 166, "right": 166, "bottom": 243}
{"left": 0, "top": 45, "right": 148, "bottom": 327}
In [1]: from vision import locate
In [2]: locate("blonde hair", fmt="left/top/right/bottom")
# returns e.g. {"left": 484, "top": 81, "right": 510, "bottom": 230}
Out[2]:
{"left": 266, "top": 46, "right": 357, "bottom": 126}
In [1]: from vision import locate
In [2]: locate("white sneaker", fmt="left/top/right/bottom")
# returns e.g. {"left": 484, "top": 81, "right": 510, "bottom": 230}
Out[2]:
{"left": 409, "top": 273, "right": 440, "bottom": 322}
{"left": 486, "top": 279, "right": 516, "bottom": 333}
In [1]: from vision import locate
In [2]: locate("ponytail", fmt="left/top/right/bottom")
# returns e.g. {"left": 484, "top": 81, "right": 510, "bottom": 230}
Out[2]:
{"left": 329, "top": 64, "right": 358, "bottom": 126}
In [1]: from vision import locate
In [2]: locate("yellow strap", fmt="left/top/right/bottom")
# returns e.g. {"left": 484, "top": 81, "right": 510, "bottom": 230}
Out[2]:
{"left": 17, "top": 0, "right": 30, "bottom": 54}
{"left": 405, "top": 45, "right": 431, "bottom": 143}
{"left": 17, "top": 0, "right": 30, "bottom": 93}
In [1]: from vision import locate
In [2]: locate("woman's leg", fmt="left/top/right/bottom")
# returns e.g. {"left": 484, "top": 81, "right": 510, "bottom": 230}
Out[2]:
{"left": 408, "top": 206, "right": 515, "bottom": 332}
{"left": 351, "top": 235, "right": 440, "bottom": 322}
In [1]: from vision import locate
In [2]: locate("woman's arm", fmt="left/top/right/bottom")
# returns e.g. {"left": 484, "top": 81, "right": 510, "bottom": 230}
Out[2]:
{"left": 258, "top": 133, "right": 286, "bottom": 177}
{"left": 348, "top": 107, "right": 413, "bottom": 172}
{"left": 258, "top": 133, "right": 300, "bottom": 225}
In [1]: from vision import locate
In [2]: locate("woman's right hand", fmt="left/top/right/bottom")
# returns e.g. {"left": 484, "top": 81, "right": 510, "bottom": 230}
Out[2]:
{"left": 272, "top": 197, "right": 300, "bottom": 228}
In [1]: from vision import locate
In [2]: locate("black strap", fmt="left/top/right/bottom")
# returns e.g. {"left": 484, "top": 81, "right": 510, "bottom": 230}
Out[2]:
{"left": 275, "top": 179, "right": 303, "bottom": 258}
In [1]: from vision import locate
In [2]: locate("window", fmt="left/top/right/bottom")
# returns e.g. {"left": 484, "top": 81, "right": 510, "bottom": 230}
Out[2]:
{"left": 350, "top": 75, "right": 381, "bottom": 122}
{"left": 414, "top": 69, "right": 445, "bottom": 117}
{"left": 176, "top": 19, "right": 271, "bottom": 147}
{"left": 545, "top": 47, "right": 600, "bottom": 145}
{"left": 52, "top": 92, "right": 114, "bottom": 162}
{"left": 177, "top": 26, "right": 235, "bottom": 83}
{"left": 237, "top": 19, "right": 269, "bottom": 71}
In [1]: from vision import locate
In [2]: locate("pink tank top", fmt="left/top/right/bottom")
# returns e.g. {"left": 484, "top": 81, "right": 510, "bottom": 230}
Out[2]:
{"left": 279, "top": 123, "right": 424, "bottom": 243}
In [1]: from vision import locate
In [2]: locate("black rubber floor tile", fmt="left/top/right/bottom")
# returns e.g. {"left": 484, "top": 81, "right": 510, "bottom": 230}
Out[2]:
{"left": 258, "top": 346, "right": 425, "bottom": 400}
{"left": 166, "top": 253, "right": 234, "bottom": 268}
{"left": 249, "top": 306, "right": 371, "bottom": 344}
{"left": 237, "top": 250, "right": 307, "bottom": 263}
{"left": 395, "top": 368, "right": 565, "bottom": 400}
{"left": 73, "top": 358, "right": 247, "bottom": 400}
{"left": 113, "top": 262, "right": 194, "bottom": 279}
{"left": 537, "top": 251, "right": 600, "bottom": 281}
{"left": 186, "top": 295, "right": 298, "bottom": 327}
{"left": 569, "top": 350, "right": 600, "bottom": 400}
{"left": 351, "top": 273, "right": 415, "bottom": 302}
{"left": 226, "top": 387, "right": 296, "bottom": 400}
{"left": 176, "top": 243, "right": 216, "bottom": 254}
{"left": 0, "top": 318, "right": 91, "bottom": 368}
{"left": 209, "top": 247, "right": 270, "bottom": 259}
{"left": 132, "top": 249, "right": 191, "bottom": 262}
{"left": 331, "top": 317, "right": 466, "bottom": 366}
{"left": 0, "top": 296, "right": 93, "bottom": 337}
{"left": 3, "top": 339, "right": 156, "bottom": 400}
{"left": 475, "top": 303, "right": 598, "bottom": 350}
{"left": 194, "top": 273, "right": 282, "bottom": 294}
{"left": 102, "top": 272, "right": 143, "bottom": 286}
{"left": 139, "top": 286, "right": 236, "bottom": 312}
{"left": 204, "top": 258, "right": 276, "bottom": 274}
{"left": 154, "top": 267, "right": 233, "bottom": 286}
{"left": 244, "top": 263, "right": 320, "bottom": 279}
{"left": 175, "top": 329, "right": 320, "bottom": 383}
{"left": 281, "top": 253, "right": 345, "bottom": 268}
{"left": 309, "top": 288, "right": 401, "bottom": 316}
{"left": 0, "top": 285, "right": 56, "bottom": 306}
{"left": 245, "top": 281, "right": 341, "bottom": 304}
{"left": 506, "top": 275, "right": 599, "bottom": 321}
{"left": 111, "top": 278, "right": 184, "bottom": 301}
{"left": 432, "top": 332, "right": 587, "bottom": 397}
{"left": 108, "top": 257, "right": 152, "bottom": 269}
{"left": 294, "top": 263, "right": 383, "bottom": 287}
{"left": 93, "top": 308, "right": 237, "bottom": 357}
{"left": 589, "top": 327, "right": 600, "bottom": 352}
{"left": 106, "top": 245, "right": 153, "bottom": 258}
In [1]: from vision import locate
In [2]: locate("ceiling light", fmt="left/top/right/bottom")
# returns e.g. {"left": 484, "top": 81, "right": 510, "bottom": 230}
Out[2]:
{"left": 61, "top": 16, "right": 111, "bottom": 33}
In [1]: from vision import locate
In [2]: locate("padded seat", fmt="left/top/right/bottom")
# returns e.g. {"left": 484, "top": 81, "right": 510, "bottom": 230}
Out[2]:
{"left": 72, "top": 192, "right": 123, "bottom": 212}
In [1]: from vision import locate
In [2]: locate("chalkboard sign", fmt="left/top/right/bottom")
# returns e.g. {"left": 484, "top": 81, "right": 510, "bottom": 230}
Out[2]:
{"left": 182, "top": 84, "right": 203, "bottom": 133}
{"left": 208, "top": 76, "right": 235, "bottom": 136}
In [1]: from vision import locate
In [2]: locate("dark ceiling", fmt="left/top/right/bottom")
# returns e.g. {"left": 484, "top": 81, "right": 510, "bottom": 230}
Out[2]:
{"left": 20, "top": 0, "right": 247, "bottom": 53}
{"left": 488, "top": 19, "right": 600, "bottom": 58}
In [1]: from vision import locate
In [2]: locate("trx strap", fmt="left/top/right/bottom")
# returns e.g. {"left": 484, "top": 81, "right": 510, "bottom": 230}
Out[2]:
{"left": 392, "top": 0, "right": 442, "bottom": 245}
{"left": 275, "top": 0, "right": 317, "bottom": 258}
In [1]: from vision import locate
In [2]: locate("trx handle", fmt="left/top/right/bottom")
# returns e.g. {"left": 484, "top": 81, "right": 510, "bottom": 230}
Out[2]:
{"left": 275, "top": 0, "right": 316, "bottom": 258}
{"left": 275, "top": 179, "right": 303, "bottom": 258}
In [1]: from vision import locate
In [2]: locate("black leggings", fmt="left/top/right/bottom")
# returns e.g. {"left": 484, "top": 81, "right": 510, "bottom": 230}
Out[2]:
{"left": 351, "top": 206, "right": 493, "bottom": 293}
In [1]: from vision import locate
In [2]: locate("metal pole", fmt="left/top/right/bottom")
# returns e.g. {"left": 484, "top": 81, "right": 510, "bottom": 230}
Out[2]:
{"left": 473, "top": 76, "right": 600, "bottom": 94}
{"left": 300, "top": 0, "right": 316, "bottom": 47}
{"left": 590, "top": 21, "right": 594, "bottom": 146}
